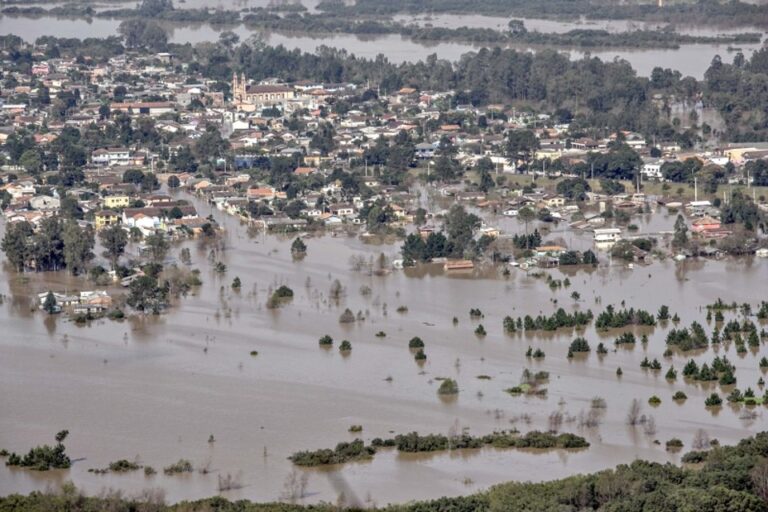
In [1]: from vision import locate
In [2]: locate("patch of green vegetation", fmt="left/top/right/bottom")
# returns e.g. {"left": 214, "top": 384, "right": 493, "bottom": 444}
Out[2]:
{"left": 666, "top": 438, "right": 684, "bottom": 451}
{"left": 267, "top": 285, "right": 294, "bottom": 308}
{"left": 289, "top": 439, "right": 375, "bottom": 466}
{"left": 438, "top": 379, "right": 459, "bottom": 395}
{"left": 408, "top": 336, "right": 425, "bottom": 348}
{"left": 163, "top": 459, "right": 193, "bottom": 475}
{"left": 5, "top": 431, "right": 70, "bottom": 471}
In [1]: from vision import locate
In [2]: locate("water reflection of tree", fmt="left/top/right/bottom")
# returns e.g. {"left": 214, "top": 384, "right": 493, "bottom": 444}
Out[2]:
{"left": 43, "top": 315, "right": 57, "bottom": 337}
{"left": 674, "top": 258, "right": 705, "bottom": 282}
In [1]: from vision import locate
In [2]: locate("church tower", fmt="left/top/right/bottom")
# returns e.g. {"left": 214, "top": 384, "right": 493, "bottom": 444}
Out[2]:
{"left": 232, "top": 71, "right": 239, "bottom": 103}
{"left": 232, "top": 72, "right": 247, "bottom": 104}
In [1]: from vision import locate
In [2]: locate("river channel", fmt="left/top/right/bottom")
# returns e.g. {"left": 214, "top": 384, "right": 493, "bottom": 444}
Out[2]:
{"left": 0, "top": 5, "right": 765, "bottom": 78}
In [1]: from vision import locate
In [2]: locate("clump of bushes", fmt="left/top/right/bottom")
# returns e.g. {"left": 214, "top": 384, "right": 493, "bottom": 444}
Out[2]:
{"left": 319, "top": 335, "right": 333, "bottom": 346}
{"left": 408, "top": 337, "right": 425, "bottom": 349}
{"left": 640, "top": 357, "right": 662, "bottom": 370}
{"left": 508, "top": 308, "right": 593, "bottom": 332}
{"left": 107, "top": 309, "right": 125, "bottom": 320}
{"left": 90, "top": 459, "right": 141, "bottom": 474}
{"left": 567, "top": 337, "right": 590, "bottom": 357}
{"left": 289, "top": 439, "right": 375, "bottom": 466}
{"left": 5, "top": 430, "right": 71, "bottom": 471}
{"left": 705, "top": 393, "right": 723, "bottom": 407}
{"left": 163, "top": 459, "right": 193, "bottom": 475}
{"left": 665, "top": 322, "right": 709, "bottom": 351}
{"left": 666, "top": 438, "right": 684, "bottom": 451}
{"left": 595, "top": 305, "right": 656, "bottom": 330}
{"left": 438, "top": 379, "right": 459, "bottom": 395}
{"left": 339, "top": 308, "right": 355, "bottom": 323}
{"left": 267, "top": 285, "right": 293, "bottom": 308}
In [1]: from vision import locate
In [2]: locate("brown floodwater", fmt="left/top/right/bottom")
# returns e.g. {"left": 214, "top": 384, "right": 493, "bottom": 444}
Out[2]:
{"left": 1, "top": 190, "right": 767, "bottom": 505}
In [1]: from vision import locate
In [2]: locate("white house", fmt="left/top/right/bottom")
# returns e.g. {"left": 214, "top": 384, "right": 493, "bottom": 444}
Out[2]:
{"left": 92, "top": 148, "right": 131, "bottom": 166}
{"left": 641, "top": 160, "right": 664, "bottom": 181}
{"left": 594, "top": 228, "right": 622, "bottom": 243}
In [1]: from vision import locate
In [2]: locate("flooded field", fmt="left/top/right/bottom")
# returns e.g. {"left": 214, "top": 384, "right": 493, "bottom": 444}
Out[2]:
{"left": 1, "top": 191, "right": 768, "bottom": 504}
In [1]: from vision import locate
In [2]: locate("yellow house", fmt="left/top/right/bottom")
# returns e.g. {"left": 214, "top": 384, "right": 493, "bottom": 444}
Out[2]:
{"left": 103, "top": 195, "right": 130, "bottom": 209}
{"left": 94, "top": 210, "right": 120, "bottom": 230}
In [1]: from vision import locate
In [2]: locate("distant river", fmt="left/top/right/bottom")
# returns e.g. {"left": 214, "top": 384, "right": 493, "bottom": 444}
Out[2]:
{"left": 0, "top": 9, "right": 763, "bottom": 78}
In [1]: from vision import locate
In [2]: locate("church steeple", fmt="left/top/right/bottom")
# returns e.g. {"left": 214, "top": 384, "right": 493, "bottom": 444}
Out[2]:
{"left": 231, "top": 71, "right": 248, "bottom": 105}
{"left": 232, "top": 71, "right": 239, "bottom": 102}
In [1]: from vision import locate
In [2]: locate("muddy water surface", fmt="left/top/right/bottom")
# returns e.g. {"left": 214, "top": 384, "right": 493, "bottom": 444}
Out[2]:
{"left": 1, "top": 193, "right": 767, "bottom": 504}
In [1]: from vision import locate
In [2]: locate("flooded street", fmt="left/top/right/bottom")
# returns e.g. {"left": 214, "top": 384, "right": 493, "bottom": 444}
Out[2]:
{"left": 1, "top": 191, "right": 768, "bottom": 504}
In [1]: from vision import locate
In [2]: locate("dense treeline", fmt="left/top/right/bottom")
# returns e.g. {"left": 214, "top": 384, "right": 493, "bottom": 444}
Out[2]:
{"left": 238, "top": 11, "right": 760, "bottom": 49}
{"left": 8, "top": 431, "right": 768, "bottom": 510}
{"left": 388, "top": 430, "right": 589, "bottom": 451}
{"left": 318, "top": 0, "right": 768, "bottom": 28}
{"left": 289, "top": 430, "right": 589, "bottom": 466}
{"left": 1, "top": 218, "right": 94, "bottom": 274}
{"left": 666, "top": 321, "right": 710, "bottom": 351}
{"left": 682, "top": 355, "right": 737, "bottom": 385}
{"left": 594, "top": 305, "right": 656, "bottom": 330}
{"left": 503, "top": 308, "right": 594, "bottom": 333}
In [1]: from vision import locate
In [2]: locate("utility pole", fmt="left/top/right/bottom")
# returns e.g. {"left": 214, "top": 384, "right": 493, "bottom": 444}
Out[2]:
{"left": 694, "top": 176, "right": 698, "bottom": 202}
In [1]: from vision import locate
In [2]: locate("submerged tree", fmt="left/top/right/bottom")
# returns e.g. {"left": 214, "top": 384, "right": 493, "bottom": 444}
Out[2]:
{"left": 42, "top": 291, "right": 58, "bottom": 314}
{"left": 291, "top": 237, "right": 307, "bottom": 258}
{"left": 99, "top": 224, "right": 128, "bottom": 269}
{"left": 438, "top": 379, "right": 459, "bottom": 395}
{"left": 673, "top": 214, "right": 689, "bottom": 248}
